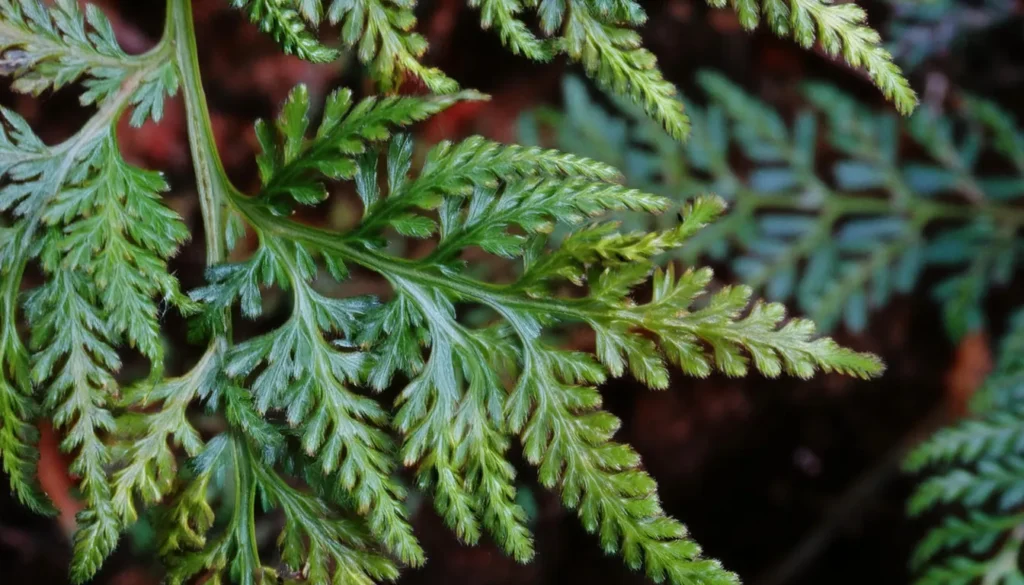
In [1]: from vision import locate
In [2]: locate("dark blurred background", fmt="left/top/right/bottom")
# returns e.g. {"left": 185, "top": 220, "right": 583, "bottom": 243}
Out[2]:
{"left": 1, "top": 0, "right": 1022, "bottom": 583}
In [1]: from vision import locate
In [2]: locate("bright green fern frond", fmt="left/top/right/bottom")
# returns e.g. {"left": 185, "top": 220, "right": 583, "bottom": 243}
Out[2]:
{"left": 255, "top": 84, "right": 485, "bottom": 211}
{"left": 231, "top": 0, "right": 339, "bottom": 62}
{"left": 42, "top": 135, "right": 192, "bottom": 361}
{"left": 163, "top": 430, "right": 399, "bottom": 585}
{"left": 704, "top": 0, "right": 917, "bottom": 114}
{"left": 359, "top": 280, "right": 535, "bottom": 559}
{"left": 161, "top": 433, "right": 272, "bottom": 585}
{"left": 202, "top": 90, "right": 885, "bottom": 585}
{"left": 632, "top": 265, "right": 885, "bottom": 380}
{"left": 109, "top": 343, "right": 224, "bottom": 527}
{"left": 351, "top": 134, "right": 633, "bottom": 242}
{"left": 511, "top": 344, "right": 738, "bottom": 585}
{"left": 231, "top": 0, "right": 914, "bottom": 140}
{"left": 561, "top": 0, "right": 689, "bottom": 140}
{"left": 475, "top": 0, "right": 691, "bottom": 139}
{"left": 2, "top": 2, "right": 910, "bottom": 585}
{"left": 253, "top": 447, "right": 401, "bottom": 584}
{"left": 12, "top": 123, "right": 189, "bottom": 584}
{"left": 327, "top": 0, "right": 458, "bottom": 92}
{"left": 24, "top": 270, "right": 121, "bottom": 582}
{"left": 470, "top": 0, "right": 554, "bottom": 60}
{"left": 193, "top": 229, "right": 425, "bottom": 565}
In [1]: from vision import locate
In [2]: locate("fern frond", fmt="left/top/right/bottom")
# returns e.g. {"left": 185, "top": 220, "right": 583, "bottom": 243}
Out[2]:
{"left": 231, "top": 0, "right": 339, "bottom": 62}
{"left": 21, "top": 128, "right": 188, "bottom": 583}
{"left": 524, "top": 73, "right": 1024, "bottom": 338}
{"left": 907, "top": 309, "right": 1024, "bottom": 584}
{"left": 231, "top": 0, "right": 913, "bottom": 139}
{"left": 910, "top": 459, "right": 1024, "bottom": 516}
{"left": 254, "top": 448, "right": 401, "bottom": 584}
{"left": 109, "top": 344, "right": 223, "bottom": 526}
{"left": 0, "top": 0, "right": 179, "bottom": 124}
{"left": 163, "top": 428, "right": 399, "bottom": 585}
{"left": 704, "top": 0, "right": 917, "bottom": 113}
{"left": 513, "top": 346, "right": 738, "bottom": 585}
{"left": 0, "top": 0, "right": 912, "bottom": 583}
{"left": 0, "top": 4, "right": 187, "bottom": 579}
{"left": 911, "top": 511, "right": 1024, "bottom": 570}
{"left": 470, "top": 0, "right": 553, "bottom": 61}
{"left": 885, "top": 0, "right": 1015, "bottom": 71}
{"left": 327, "top": 0, "right": 458, "bottom": 92}
{"left": 256, "top": 84, "right": 485, "bottom": 211}
{"left": 913, "top": 550, "right": 1024, "bottom": 585}
{"left": 43, "top": 136, "right": 192, "bottom": 359}
{"left": 200, "top": 89, "right": 885, "bottom": 584}
{"left": 24, "top": 270, "right": 121, "bottom": 582}
{"left": 564, "top": 2, "right": 689, "bottom": 140}
{"left": 905, "top": 408, "right": 1024, "bottom": 473}
{"left": 0, "top": 307, "right": 51, "bottom": 514}
{"left": 192, "top": 188, "right": 424, "bottom": 564}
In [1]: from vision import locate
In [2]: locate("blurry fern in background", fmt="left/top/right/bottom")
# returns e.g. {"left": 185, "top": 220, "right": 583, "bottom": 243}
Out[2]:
{"left": 906, "top": 309, "right": 1024, "bottom": 584}
{"left": 520, "top": 74, "right": 1024, "bottom": 338}
{"left": 885, "top": 0, "right": 1019, "bottom": 70}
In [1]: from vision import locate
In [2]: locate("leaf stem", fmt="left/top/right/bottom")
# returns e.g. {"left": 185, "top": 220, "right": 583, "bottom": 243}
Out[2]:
{"left": 169, "top": 0, "right": 239, "bottom": 267}
{"left": 233, "top": 198, "right": 610, "bottom": 325}
{"left": 736, "top": 189, "right": 1024, "bottom": 224}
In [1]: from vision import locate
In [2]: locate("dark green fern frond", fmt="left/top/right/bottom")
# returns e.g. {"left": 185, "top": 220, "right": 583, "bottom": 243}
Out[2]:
{"left": 906, "top": 309, "right": 1024, "bottom": 584}
{"left": 905, "top": 409, "right": 1024, "bottom": 473}
{"left": 885, "top": 0, "right": 1015, "bottom": 71}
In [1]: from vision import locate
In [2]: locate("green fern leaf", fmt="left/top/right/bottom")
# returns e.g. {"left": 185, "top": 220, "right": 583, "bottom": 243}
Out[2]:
{"left": 0, "top": 2, "right": 905, "bottom": 584}
{"left": 327, "top": 0, "right": 458, "bottom": 92}
{"left": 204, "top": 90, "right": 884, "bottom": 584}
{"left": 0, "top": 2, "right": 187, "bottom": 579}
{"left": 231, "top": 0, "right": 339, "bottom": 62}
{"left": 256, "top": 84, "right": 486, "bottom": 211}
{"left": 0, "top": 0, "right": 179, "bottom": 123}
{"left": 908, "top": 309, "right": 1024, "bottom": 584}
{"left": 704, "top": 0, "right": 918, "bottom": 113}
